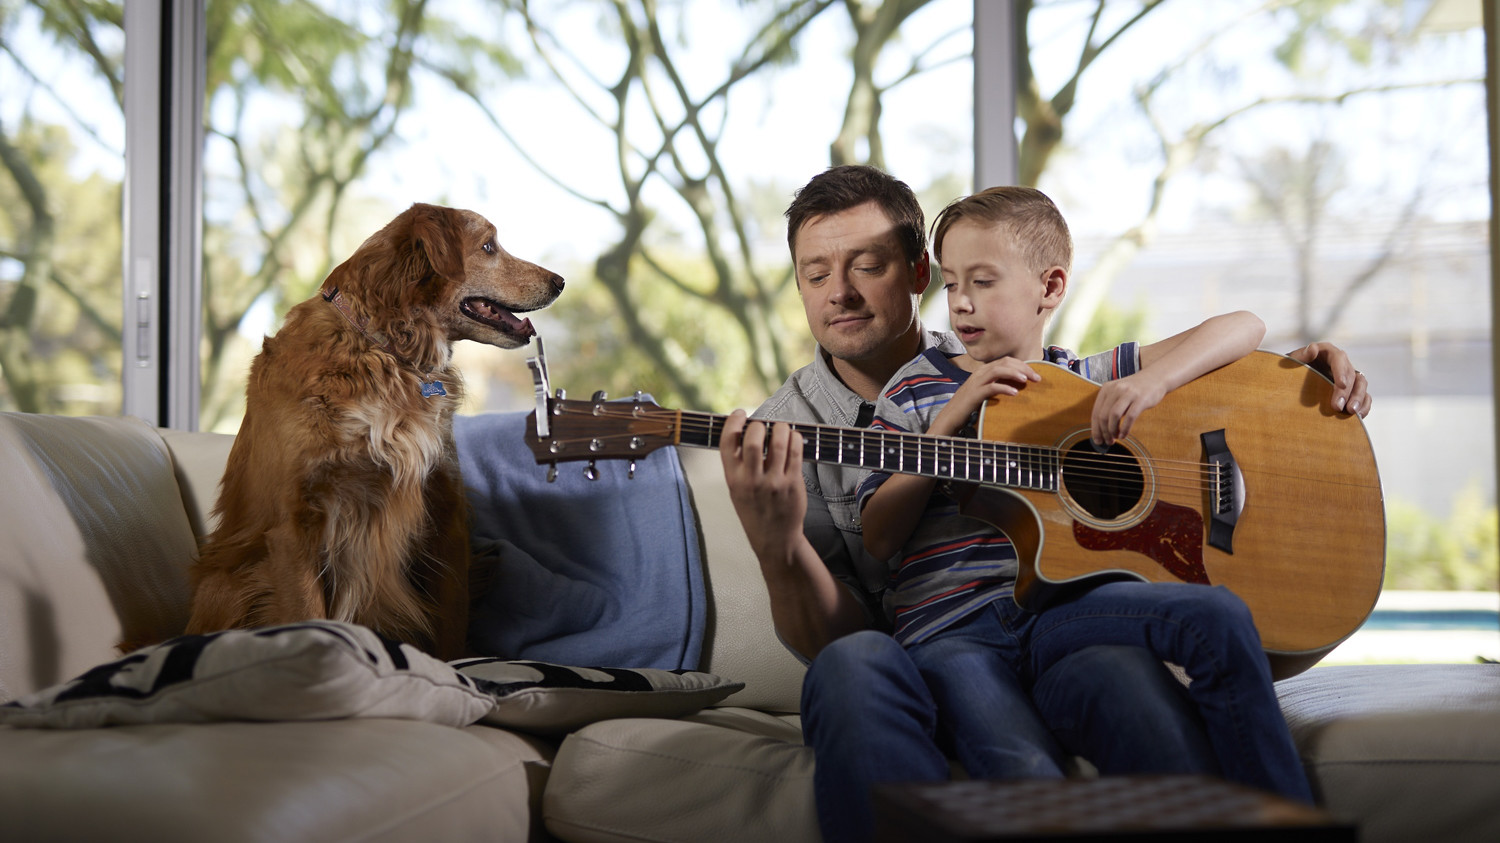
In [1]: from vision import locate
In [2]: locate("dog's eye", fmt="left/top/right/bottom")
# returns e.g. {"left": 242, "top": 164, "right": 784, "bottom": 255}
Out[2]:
{"left": 481, "top": 239, "right": 497, "bottom": 255}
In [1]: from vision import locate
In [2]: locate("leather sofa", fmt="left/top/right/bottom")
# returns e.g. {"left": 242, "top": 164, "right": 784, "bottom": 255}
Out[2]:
{"left": 2, "top": 411, "right": 1497, "bottom": 842}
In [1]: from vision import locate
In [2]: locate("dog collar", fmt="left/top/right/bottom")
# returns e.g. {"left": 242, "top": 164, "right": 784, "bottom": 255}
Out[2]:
{"left": 319, "top": 284, "right": 447, "bottom": 398}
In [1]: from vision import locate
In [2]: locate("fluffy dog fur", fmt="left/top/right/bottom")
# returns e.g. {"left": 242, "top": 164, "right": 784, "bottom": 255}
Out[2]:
{"left": 182, "top": 203, "right": 562, "bottom": 659}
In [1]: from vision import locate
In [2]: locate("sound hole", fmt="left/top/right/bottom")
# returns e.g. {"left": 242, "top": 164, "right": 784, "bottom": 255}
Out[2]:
{"left": 1062, "top": 440, "right": 1144, "bottom": 520}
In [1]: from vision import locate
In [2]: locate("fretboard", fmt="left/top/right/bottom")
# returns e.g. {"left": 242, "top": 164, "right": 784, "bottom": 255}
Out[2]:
{"left": 676, "top": 410, "right": 1059, "bottom": 492}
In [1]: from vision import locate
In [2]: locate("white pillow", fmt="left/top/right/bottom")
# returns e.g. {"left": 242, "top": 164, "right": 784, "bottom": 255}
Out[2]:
{"left": 452, "top": 657, "right": 744, "bottom": 736}
{"left": 0, "top": 621, "right": 493, "bottom": 729}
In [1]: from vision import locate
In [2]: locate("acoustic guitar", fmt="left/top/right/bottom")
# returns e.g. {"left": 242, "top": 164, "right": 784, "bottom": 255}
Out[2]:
{"left": 523, "top": 347, "right": 1385, "bottom": 679}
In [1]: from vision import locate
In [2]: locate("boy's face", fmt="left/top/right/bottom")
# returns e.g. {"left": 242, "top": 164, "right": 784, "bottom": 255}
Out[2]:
{"left": 939, "top": 219, "right": 1063, "bottom": 363}
{"left": 792, "top": 201, "right": 929, "bottom": 364}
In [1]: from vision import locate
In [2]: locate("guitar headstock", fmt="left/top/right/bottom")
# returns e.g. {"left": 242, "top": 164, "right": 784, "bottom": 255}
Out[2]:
{"left": 524, "top": 393, "right": 680, "bottom": 465}
{"left": 524, "top": 345, "right": 684, "bottom": 479}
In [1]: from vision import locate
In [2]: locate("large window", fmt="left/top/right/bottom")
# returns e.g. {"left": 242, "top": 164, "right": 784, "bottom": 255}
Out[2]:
{"left": 1, "top": 1, "right": 1494, "bottom": 661}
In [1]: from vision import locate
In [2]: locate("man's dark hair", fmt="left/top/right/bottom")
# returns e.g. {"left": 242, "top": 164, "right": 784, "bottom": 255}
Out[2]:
{"left": 785, "top": 165, "right": 926, "bottom": 265}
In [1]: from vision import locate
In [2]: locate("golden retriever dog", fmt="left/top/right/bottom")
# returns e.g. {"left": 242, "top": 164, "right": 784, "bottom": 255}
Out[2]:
{"left": 182, "top": 203, "right": 563, "bottom": 659}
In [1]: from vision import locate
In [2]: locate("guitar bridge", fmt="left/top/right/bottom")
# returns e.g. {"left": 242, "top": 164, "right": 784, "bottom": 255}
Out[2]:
{"left": 1201, "top": 429, "right": 1242, "bottom": 553}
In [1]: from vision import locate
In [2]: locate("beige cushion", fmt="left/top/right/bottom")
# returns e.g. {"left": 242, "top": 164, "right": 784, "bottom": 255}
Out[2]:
{"left": 0, "top": 414, "right": 198, "bottom": 701}
{"left": 545, "top": 707, "right": 816, "bottom": 843}
{"left": 157, "top": 426, "right": 235, "bottom": 537}
{"left": 677, "top": 447, "right": 806, "bottom": 712}
{"left": 0, "top": 719, "right": 534, "bottom": 843}
{"left": 1278, "top": 663, "right": 1500, "bottom": 843}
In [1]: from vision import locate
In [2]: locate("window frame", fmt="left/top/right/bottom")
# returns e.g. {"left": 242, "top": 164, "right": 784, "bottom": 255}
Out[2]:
{"left": 122, "top": 0, "right": 204, "bottom": 430}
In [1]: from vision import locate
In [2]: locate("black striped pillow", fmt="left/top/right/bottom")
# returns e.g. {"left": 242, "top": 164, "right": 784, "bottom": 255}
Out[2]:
{"left": 452, "top": 657, "right": 743, "bottom": 735}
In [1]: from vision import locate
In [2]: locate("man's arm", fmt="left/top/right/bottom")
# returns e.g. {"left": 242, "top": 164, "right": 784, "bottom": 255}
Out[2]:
{"left": 1092, "top": 310, "right": 1267, "bottom": 446}
{"left": 1286, "top": 341, "right": 1372, "bottom": 418}
{"left": 719, "top": 411, "right": 869, "bottom": 659}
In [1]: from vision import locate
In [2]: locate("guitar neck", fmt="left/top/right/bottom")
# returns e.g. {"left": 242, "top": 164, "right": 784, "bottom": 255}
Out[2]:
{"left": 673, "top": 409, "right": 1060, "bottom": 493}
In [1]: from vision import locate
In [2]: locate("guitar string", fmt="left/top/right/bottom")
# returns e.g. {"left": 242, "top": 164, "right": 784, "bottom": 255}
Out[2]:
{"left": 665, "top": 407, "right": 1220, "bottom": 482}
{"left": 568, "top": 406, "right": 1224, "bottom": 479}
{"left": 547, "top": 408, "right": 1226, "bottom": 497}
{"left": 545, "top": 431, "right": 1216, "bottom": 497}
{"left": 542, "top": 404, "right": 1377, "bottom": 496}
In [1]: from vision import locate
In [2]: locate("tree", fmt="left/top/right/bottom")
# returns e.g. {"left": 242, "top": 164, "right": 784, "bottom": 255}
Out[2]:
{"left": 1015, "top": 0, "right": 1484, "bottom": 350}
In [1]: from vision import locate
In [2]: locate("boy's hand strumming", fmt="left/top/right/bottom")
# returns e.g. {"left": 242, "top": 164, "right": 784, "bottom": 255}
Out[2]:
{"left": 1091, "top": 371, "right": 1169, "bottom": 447}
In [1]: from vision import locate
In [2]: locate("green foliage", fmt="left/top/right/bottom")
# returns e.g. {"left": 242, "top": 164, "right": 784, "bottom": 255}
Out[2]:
{"left": 1384, "top": 481, "right": 1500, "bottom": 591}
{"left": 1075, "top": 297, "right": 1150, "bottom": 355}
{"left": 549, "top": 248, "right": 811, "bottom": 413}
{"left": 0, "top": 118, "right": 123, "bottom": 414}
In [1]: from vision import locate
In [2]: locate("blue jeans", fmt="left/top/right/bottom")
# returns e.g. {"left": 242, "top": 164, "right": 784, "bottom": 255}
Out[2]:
{"left": 1021, "top": 581, "right": 1311, "bottom": 802}
{"left": 802, "top": 628, "right": 1223, "bottom": 842}
{"left": 801, "top": 583, "right": 1309, "bottom": 843}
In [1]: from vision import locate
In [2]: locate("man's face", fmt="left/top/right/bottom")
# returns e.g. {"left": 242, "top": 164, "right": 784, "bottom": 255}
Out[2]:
{"left": 792, "top": 201, "right": 928, "bottom": 363}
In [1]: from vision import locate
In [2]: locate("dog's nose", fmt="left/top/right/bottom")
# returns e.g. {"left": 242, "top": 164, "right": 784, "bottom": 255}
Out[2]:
{"left": 548, "top": 274, "right": 565, "bottom": 293}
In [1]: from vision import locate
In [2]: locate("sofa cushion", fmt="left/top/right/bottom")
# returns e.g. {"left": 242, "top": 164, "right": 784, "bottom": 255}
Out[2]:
{"left": 0, "top": 719, "right": 534, "bottom": 843}
{"left": 545, "top": 709, "right": 816, "bottom": 843}
{"left": 453, "top": 656, "right": 743, "bottom": 736}
{"left": 456, "top": 411, "right": 707, "bottom": 670}
{"left": 0, "top": 621, "right": 492, "bottom": 729}
{"left": 1277, "top": 663, "right": 1500, "bottom": 843}
{"left": 675, "top": 447, "right": 809, "bottom": 712}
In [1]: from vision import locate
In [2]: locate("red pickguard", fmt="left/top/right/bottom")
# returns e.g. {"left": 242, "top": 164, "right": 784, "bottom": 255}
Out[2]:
{"left": 1072, "top": 500, "right": 1210, "bottom": 585}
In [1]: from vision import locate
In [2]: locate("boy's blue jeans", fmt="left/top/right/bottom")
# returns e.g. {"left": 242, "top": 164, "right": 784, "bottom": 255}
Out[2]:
{"left": 800, "top": 582, "right": 1311, "bottom": 843}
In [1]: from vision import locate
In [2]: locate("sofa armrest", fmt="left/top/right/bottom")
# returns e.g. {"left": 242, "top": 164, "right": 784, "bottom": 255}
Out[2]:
{"left": 0, "top": 414, "right": 200, "bottom": 700}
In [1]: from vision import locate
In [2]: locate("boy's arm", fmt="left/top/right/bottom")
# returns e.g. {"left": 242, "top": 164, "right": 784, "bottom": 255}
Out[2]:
{"left": 719, "top": 411, "right": 869, "bottom": 659}
{"left": 862, "top": 357, "right": 1041, "bottom": 561}
{"left": 1092, "top": 310, "right": 1266, "bottom": 446}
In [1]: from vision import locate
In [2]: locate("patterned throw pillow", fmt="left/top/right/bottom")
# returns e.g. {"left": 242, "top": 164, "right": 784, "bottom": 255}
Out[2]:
{"left": 452, "top": 657, "right": 744, "bottom": 736}
{"left": 0, "top": 621, "right": 493, "bottom": 729}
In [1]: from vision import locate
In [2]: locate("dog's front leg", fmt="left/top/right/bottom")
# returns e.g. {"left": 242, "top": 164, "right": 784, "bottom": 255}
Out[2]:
{"left": 258, "top": 520, "right": 331, "bottom": 625}
{"left": 423, "top": 463, "right": 472, "bottom": 660}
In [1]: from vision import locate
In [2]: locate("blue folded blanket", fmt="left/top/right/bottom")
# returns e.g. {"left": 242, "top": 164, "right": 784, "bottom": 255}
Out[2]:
{"left": 454, "top": 411, "right": 705, "bottom": 670}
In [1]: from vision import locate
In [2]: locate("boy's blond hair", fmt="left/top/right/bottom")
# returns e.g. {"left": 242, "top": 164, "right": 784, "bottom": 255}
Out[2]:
{"left": 930, "top": 186, "right": 1072, "bottom": 276}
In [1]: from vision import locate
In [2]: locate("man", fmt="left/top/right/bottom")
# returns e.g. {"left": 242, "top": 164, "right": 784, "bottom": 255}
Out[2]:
{"left": 718, "top": 165, "right": 1371, "bottom": 842}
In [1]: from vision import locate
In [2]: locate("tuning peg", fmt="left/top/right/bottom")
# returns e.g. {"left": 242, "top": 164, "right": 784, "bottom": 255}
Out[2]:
{"left": 628, "top": 460, "right": 637, "bottom": 479}
{"left": 585, "top": 461, "right": 599, "bottom": 481}
{"left": 554, "top": 388, "right": 566, "bottom": 400}
{"left": 592, "top": 390, "right": 608, "bottom": 402}
{"left": 546, "top": 463, "right": 558, "bottom": 483}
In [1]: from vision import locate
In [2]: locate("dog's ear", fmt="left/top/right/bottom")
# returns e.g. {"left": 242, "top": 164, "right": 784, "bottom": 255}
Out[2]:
{"left": 409, "top": 203, "right": 467, "bottom": 284}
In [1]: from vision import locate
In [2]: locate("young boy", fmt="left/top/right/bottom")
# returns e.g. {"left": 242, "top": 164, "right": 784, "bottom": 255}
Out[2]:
{"left": 857, "top": 185, "right": 1312, "bottom": 801}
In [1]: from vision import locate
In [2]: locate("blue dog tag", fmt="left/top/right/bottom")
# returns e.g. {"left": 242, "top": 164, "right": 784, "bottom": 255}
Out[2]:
{"left": 420, "top": 380, "right": 447, "bottom": 398}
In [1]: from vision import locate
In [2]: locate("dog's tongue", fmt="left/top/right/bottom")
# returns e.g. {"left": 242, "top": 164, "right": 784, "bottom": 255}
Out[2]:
{"left": 465, "top": 297, "right": 535, "bottom": 337}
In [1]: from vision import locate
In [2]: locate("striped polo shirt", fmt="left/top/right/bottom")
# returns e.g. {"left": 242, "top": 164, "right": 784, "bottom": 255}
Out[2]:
{"left": 856, "top": 343, "right": 1140, "bottom": 646}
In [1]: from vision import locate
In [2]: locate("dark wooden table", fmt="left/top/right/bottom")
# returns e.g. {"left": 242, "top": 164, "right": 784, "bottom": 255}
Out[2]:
{"left": 874, "top": 775, "right": 1356, "bottom": 842}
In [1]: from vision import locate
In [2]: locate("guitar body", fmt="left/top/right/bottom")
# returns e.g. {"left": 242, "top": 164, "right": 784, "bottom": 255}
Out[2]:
{"left": 969, "top": 350, "right": 1385, "bottom": 678}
